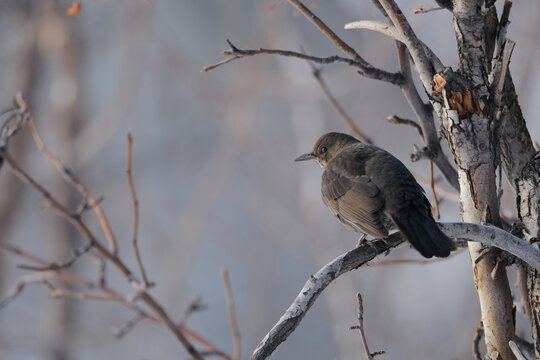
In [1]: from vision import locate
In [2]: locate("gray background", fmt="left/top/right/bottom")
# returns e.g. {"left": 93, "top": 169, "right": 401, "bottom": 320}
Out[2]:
{"left": 0, "top": 0, "right": 538, "bottom": 359}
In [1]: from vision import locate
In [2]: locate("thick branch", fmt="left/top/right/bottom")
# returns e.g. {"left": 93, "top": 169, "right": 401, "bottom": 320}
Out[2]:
{"left": 250, "top": 223, "right": 540, "bottom": 359}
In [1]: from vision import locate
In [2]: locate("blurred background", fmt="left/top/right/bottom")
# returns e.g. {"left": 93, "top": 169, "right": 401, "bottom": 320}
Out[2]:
{"left": 0, "top": 1, "right": 538, "bottom": 359}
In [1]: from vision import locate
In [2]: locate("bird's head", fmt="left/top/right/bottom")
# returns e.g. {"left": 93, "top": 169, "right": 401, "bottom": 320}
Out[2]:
{"left": 295, "top": 132, "right": 359, "bottom": 168}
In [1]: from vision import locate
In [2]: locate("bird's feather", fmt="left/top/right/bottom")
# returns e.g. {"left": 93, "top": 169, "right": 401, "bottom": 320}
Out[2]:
{"left": 322, "top": 157, "right": 387, "bottom": 237}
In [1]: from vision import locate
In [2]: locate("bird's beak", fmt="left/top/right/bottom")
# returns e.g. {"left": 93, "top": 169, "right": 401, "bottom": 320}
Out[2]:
{"left": 294, "top": 153, "right": 315, "bottom": 162}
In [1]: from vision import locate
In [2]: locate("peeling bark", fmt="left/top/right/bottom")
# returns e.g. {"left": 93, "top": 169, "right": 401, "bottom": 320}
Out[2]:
{"left": 431, "top": 1, "right": 517, "bottom": 357}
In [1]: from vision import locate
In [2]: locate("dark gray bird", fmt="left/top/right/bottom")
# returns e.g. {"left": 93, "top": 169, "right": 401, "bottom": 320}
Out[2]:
{"left": 295, "top": 132, "right": 453, "bottom": 258}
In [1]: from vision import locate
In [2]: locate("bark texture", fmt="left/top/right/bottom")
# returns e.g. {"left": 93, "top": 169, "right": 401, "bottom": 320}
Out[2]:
{"left": 431, "top": 1, "right": 517, "bottom": 358}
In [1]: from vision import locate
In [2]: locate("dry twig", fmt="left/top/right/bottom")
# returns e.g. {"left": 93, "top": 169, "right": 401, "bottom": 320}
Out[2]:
{"left": 204, "top": 40, "right": 403, "bottom": 86}
{"left": 350, "top": 293, "right": 385, "bottom": 360}
{"left": 126, "top": 133, "right": 151, "bottom": 287}
{"left": 0, "top": 242, "right": 231, "bottom": 359}
{"left": 0, "top": 95, "right": 222, "bottom": 360}
{"left": 386, "top": 115, "right": 423, "bottom": 138}
{"left": 178, "top": 295, "right": 208, "bottom": 325}
{"left": 12, "top": 94, "right": 118, "bottom": 255}
{"left": 429, "top": 160, "right": 441, "bottom": 219}
{"left": 413, "top": 6, "right": 444, "bottom": 14}
{"left": 112, "top": 313, "right": 144, "bottom": 339}
{"left": 306, "top": 61, "right": 372, "bottom": 143}
{"left": 222, "top": 269, "right": 241, "bottom": 360}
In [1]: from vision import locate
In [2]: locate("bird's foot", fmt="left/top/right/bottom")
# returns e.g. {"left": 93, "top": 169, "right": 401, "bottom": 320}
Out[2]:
{"left": 356, "top": 234, "right": 368, "bottom": 248}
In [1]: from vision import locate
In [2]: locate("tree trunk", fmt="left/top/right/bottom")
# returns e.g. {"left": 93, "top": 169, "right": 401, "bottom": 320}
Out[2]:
{"left": 431, "top": 1, "right": 517, "bottom": 358}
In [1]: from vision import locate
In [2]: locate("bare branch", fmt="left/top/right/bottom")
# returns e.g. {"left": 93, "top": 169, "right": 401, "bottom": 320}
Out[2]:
{"left": 13, "top": 94, "right": 118, "bottom": 255}
{"left": 0, "top": 242, "right": 228, "bottom": 359}
{"left": 307, "top": 63, "right": 372, "bottom": 143}
{"left": 386, "top": 115, "right": 423, "bottom": 138}
{"left": 250, "top": 233, "right": 405, "bottom": 360}
{"left": 350, "top": 293, "right": 385, "bottom": 360}
{"left": 0, "top": 148, "right": 135, "bottom": 281}
{"left": 112, "top": 313, "right": 144, "bottom": 339}
{"left": 48, "top": 288, "right": 117, "bottom": 302}
{"left": 413, "top": 6, "right": 444, "bottom": 14}
{"left": 0, "top": 122, "right": 204, "bottom": 359}
{"left": 376, "top": 0, "right": 440, "bottom": 91}
{"left": 429, "top": 160, "right": 441, "bottom": 219}
{"left": 0, "top": 272, "right": 53, "bottom": 310}
{"left": 204, "top": 40, "right": 404, "bottom": 86}
{"left": 222, "top": 269, "right": 241, "bottom": 360}
{"left": 286, "top": 0, "right": 397, "bottom": 79}
{"left": 439, "top": 223, "right": 540, "bottom": 271}
{"left": 250, "top": 223, "right": 540, "bottom": 359}
{"left": 126, "top": 133, "right": 151, "bottom": 287}
{"left": 17, "top": 239, "right": 94, "bottom": 271}
{"left": 344, "top": 20, "right": 402, "bottom": 41}
{"left": 394, "top": 42, "right": 458, "bottom": 189}
{"left": 178, "top": 295, "right": 207, "bottom": 325}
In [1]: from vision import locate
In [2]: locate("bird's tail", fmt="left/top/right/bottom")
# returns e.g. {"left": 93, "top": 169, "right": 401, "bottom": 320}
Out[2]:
{"left": 391, "top": 208, "right": 455, "bottom": 258}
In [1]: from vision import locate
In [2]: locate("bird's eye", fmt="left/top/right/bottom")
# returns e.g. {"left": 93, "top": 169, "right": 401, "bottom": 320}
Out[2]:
{"left": 321, "top": 147, "right": 327, "bottom": 154}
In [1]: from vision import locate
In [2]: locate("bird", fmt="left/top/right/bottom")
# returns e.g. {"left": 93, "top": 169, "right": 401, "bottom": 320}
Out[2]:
{"left": 295, "top": 132, "right": 454, "bottom": 258}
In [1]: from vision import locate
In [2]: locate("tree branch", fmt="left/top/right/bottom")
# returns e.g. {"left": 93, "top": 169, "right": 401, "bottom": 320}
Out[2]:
{"left": 250, "top": 222, "right": 540, "bottom": 359}
{"left": 307, "top": 62, "right": 372, "bottom": 143}
{"left": 376, "top": 0, "right": 440, "bottom": 91}
{"left": 203, "top": 40, "right": 404, "bottom": 86}
{"left": 344, "top": 20, "right": 402, "bottom": 41}
{"left": 126, "top": 133, "right": 151, "bottom": 287}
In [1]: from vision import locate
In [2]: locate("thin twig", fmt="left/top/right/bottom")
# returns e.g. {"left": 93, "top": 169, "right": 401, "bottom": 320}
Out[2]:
{"left": 0, "top": 148, "right": 133, "bottom": 280}
{"left": 429, "top": 160, "right": 441, "bottom": 219}
{"left": 287, "top": 0, "right": 404, "bottom": 84}
{"left": 413, "top": 6, "right": 444, "bottom": 14}
{"left": 307, "top": 61, "right": 372, "bottom": 143}
{"left": 18, "top": 239, "right": 94, "bottom": 271}
{"left": 222, "top": 269, "right": 241, "bottom": 360}
{"left": 376, "top": 0, "right": 438, "bottom": 90}
{"left": 13, "top": 94, "right": 118, "bottom": 255}
{"left": 112, "top": 313, "right": 144, "bottom": 339}
{"left": 497, "top": 40, "right": 515, "bottom": 93}
{"left": 92, "top": 252, "right": 107, "bottom": 286}
{"left": 0, "top": 127, "right": 204, "bottom": 359}
{"left": 126, "top": 133, "right": 150, "bottom": 287}
{"left": 350, "top": 293, "right": 385, "bottom": 360}
{"left": 414, "top": 174, "right": 459, "bottom": 203}
{"left": 49, "top": 288, "right": 117, "bottom": 301}
{"left": 0, "top": 242, "right": 231, "bottom": 360}
{"left": 0, "top": 272, "right": 53, "bottom": 310}
{"left": 386, "top": 115, "right": 423, "bottom": 138}
{"left": 178, "top": 295, "right": 208, "bottom": 325}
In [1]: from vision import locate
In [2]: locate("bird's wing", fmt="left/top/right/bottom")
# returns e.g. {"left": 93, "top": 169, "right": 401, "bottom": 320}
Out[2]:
{"left": 322, "top": 157, "right": 387, "bottom": 237}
